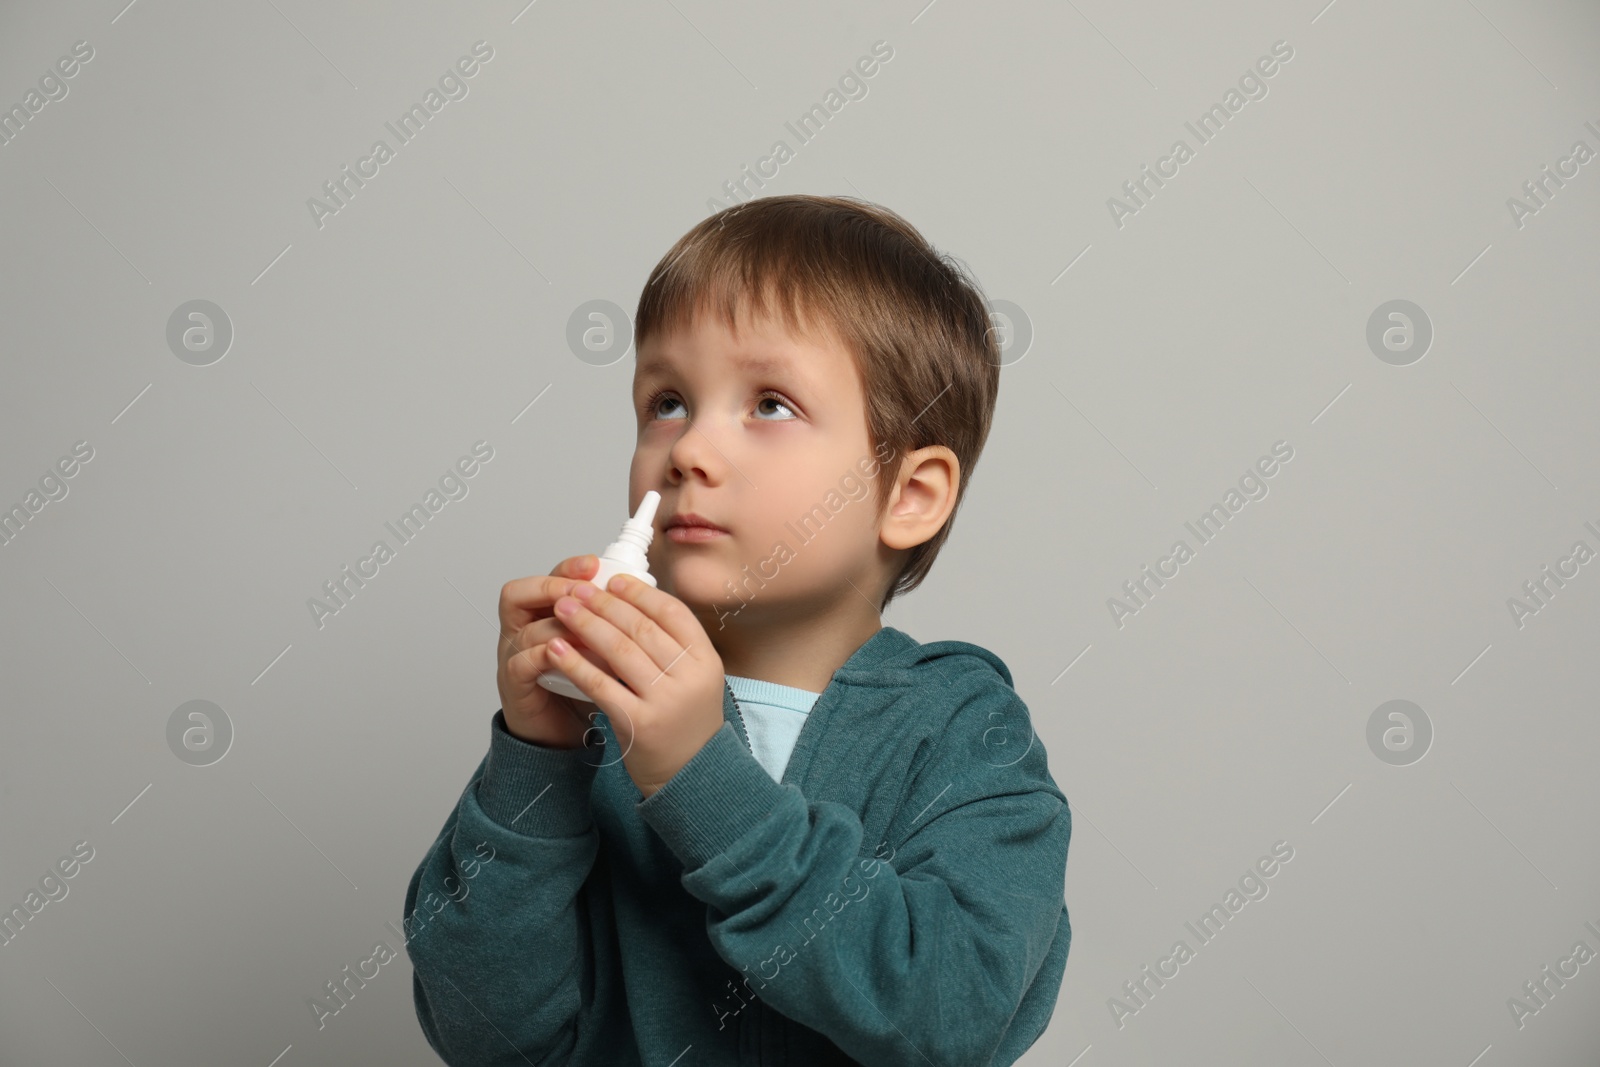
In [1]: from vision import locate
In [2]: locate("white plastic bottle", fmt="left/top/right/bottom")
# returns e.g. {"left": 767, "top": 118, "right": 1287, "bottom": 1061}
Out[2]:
{"left": 537, "top": 490, "right": 660, "bottom": 703}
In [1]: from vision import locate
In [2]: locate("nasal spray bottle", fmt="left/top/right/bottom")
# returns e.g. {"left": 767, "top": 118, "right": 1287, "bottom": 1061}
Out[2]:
{"left": 536, "top": 491, "right": 660, "bottom": 703}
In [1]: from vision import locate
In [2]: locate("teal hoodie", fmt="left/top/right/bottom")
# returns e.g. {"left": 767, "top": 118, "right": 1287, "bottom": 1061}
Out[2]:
{"left": 404, "top": 625, "right": 1071, "bottom": 1066}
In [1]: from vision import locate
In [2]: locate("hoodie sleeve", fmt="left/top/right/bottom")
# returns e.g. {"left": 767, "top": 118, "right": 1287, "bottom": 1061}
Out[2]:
{"left": 404, "top": 710, "right": 605, "bottom": 1067}
{"left": 637, "top": 680, "right": 1071, "bottom": 1067}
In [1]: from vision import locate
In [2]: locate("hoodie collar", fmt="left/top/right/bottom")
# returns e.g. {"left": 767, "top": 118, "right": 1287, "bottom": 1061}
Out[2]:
{"left": 721, "top": 626, "right": 919, "bottom": 741}
{"left": 837, "top": 625, "right": 918, "bottom": 674}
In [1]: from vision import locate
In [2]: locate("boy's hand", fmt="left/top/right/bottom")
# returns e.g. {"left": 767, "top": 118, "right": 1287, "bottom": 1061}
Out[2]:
{"left": 543, "top": 573, "right": 726, "bottom": 798}
{"left": 496, "top": 554, "right": 612, "bottom": 749}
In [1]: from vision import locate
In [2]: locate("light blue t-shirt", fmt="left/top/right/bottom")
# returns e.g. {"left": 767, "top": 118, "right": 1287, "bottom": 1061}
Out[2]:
{"left": 726, "top": 674, "right": 822, "bottom": 782}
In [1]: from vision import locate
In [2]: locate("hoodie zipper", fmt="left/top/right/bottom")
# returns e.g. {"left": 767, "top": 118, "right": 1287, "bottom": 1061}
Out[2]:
{"left": 725, "top": 677, "right": 751, "bottom": 749}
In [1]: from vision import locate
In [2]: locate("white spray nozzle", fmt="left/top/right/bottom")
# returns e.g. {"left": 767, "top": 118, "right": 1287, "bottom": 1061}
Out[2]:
{"left": 602, "top": 490, "right": 661, "bottom": 563}
{"left": 631, "top": 491, "right": 661, "bottom": 532}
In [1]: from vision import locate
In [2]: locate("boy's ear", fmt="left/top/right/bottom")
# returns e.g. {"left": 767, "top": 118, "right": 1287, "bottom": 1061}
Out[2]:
{"left": 879, "top": 445, "right": 959, "bottom": 551}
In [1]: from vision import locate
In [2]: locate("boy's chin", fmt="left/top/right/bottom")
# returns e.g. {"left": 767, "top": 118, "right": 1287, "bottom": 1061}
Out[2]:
{"left": 658, "top": 561, "right": 743, "bottom": 614}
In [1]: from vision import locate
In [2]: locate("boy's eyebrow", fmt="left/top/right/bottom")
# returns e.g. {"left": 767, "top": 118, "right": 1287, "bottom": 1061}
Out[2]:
{"left": 635, "top": 352, "right": 800, "bottom": 385}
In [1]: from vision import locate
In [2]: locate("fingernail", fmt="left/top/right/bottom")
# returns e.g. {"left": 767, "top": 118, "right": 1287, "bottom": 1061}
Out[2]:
{"left": 573, "top": 582, "right": 596, "bottom": 600}
{"left": 549, "top": 637, "right": 568, "bottom": 654}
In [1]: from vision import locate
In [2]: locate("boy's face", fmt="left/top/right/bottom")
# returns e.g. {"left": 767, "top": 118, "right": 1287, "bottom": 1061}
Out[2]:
{"left": 628, "top": 306, "right": 898, "bottom": 626}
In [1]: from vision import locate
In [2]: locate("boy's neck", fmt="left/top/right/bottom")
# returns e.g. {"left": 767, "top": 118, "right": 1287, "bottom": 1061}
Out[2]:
{"left": 703, "top": 600, "right": 884, "bottom": 695}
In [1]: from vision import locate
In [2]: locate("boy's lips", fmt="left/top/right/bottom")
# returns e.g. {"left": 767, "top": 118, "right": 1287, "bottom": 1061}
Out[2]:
{"left": 663, "top": 511, "right": 729, "bottom": 543}
{"left": 666, "top": 525, "right": 729, "bottom": 543}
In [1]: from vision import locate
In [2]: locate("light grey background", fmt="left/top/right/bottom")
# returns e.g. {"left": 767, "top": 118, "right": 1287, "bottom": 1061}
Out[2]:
{"left": 3, "top": 0, "right": 1598, "bottom": 1064}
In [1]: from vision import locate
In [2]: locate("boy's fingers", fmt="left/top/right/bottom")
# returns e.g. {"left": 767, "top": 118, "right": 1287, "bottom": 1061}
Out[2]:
{"left": 504, "top": 634, "right": 548, "bottom": 681}
{"left": 602, "top": 575, "right": 707, "bottom": 662}
{"left": 550, "top": 594, "right": 657, "bottom": 695}
{"left": 498, "top": 571, "right": 589, "bottom": 631}
{"left": 560, "top": 584, "right": 681, "bottom": 681}
{"left": 497, "top": 556, "right": 600, "bottom": 633}
{"left": 547, "top": 635, "right": 632, "bottom": 714}
{"left": 552, "top": 554, "right": 599, "bottom": 580}
{"left": 505, "top": 616, "right": 582, "bottom": 661}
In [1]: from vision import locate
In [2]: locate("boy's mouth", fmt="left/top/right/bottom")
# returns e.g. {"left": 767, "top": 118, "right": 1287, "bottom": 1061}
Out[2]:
{"left": 663, "top": 511, "right": 730, "bottom": 543}
{"left": 666, "top": 525, "right": 729, "bottom": 543}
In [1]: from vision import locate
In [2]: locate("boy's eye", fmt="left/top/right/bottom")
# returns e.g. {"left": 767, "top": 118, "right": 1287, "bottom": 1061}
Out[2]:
{"left": 641, "top": 389, "right": 797, "bottom": 422}
{"left": 754, "top": 394, "right": 798, "bottom": 420}
{"left": 644, "top": 388, "right": 687, "bottom": 420}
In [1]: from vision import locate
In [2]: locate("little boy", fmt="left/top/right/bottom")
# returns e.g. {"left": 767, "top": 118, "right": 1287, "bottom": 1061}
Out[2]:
{"left": 404, "top": 195, "right": 1072, "bottom": 1066}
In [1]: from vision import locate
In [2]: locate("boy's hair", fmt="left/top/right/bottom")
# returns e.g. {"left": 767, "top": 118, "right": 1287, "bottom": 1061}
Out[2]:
{"left": 634, "top": 195, "right": 1001, "bottom": 612}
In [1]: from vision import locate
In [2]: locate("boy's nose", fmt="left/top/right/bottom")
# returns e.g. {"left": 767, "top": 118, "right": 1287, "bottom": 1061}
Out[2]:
{"left": 665, "top": 426, "right": 727, "bottom": 486}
